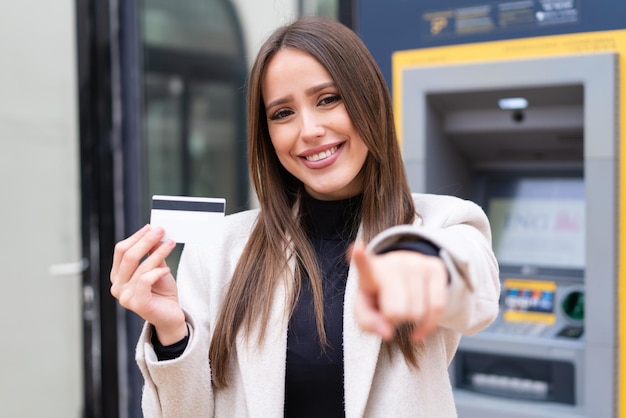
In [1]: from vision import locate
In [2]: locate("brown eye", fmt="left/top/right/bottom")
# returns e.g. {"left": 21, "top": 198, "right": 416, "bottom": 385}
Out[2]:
{"left": 269, "top": 109, "right": 293, "bottom": 121}
{"left": 319, "top": 94, "right": 340, "bottom": 106}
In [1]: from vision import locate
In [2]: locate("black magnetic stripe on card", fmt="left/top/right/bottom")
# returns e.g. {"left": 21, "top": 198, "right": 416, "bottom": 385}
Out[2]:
{"left": 152, "top": 199, "right": 225, "bottom": 213}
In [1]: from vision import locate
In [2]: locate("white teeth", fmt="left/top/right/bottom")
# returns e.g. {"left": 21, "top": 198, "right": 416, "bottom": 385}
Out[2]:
{"left": 306, "top": 146, "right": 338, "bottom": 162}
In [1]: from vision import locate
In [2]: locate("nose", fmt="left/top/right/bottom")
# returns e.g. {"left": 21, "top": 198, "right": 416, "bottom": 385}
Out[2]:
{"left": 299, "top": 109, "right": 325, "bottom": 142}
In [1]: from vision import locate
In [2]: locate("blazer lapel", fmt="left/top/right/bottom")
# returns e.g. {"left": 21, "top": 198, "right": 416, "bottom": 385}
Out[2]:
{"left": 236, "top": 273, "right": 290, "bottom": 418}
{"left": 343, "top": 260, "right": 382, "bottom": 418}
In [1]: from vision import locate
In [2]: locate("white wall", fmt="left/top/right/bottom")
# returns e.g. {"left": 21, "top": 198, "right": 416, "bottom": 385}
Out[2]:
{"left": 231, "top": 0, "right": 299, "bottom": 70}
{"left": 0, "top": 1, "right": 82, "bottom": 417}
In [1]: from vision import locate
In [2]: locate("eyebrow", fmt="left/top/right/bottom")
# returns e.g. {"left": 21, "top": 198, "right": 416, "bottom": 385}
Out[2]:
{"left": 264, "top": 81, "right": 337, "bottom": 111}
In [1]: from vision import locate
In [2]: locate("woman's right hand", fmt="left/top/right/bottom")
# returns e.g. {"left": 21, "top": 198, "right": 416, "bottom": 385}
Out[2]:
{"left": 110, "top": 224, "right": 188, "bottom": 345}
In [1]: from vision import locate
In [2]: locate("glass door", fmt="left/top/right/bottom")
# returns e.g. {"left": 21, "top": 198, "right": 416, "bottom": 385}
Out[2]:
{"left": 142, "top": 0, "right": 248, "bottom": 218}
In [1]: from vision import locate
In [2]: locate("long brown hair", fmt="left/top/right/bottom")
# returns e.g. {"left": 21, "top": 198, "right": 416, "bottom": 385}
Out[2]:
{"left": 209, "top": 16, "right": 418, "bottom": 388}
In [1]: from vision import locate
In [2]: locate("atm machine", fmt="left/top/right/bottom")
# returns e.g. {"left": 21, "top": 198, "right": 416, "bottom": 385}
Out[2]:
{"left": 396, "top": 50, "right": 618, "bottom": 417}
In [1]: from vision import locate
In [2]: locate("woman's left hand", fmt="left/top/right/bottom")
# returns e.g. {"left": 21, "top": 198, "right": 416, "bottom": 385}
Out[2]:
{"left": 351, "top": 241, "right": 449, "bottom": 342}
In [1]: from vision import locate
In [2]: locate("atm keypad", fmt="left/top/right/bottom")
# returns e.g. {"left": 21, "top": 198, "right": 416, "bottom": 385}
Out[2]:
{"left": 490, "top": 321, "right": 551, "bottom": 337}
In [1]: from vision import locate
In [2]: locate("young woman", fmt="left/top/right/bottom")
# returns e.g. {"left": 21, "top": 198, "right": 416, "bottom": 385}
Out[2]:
{"left": 110, "top": 17, "right": 500, "bottom": 417}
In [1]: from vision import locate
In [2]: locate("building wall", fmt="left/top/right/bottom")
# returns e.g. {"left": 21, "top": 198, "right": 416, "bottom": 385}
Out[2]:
{"left": 0, "top": 1, "right": 82, "bottom": 417}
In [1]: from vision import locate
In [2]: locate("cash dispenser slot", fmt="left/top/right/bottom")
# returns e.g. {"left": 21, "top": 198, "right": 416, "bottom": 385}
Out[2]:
{"left": 454, "top": 351, "right": 575, "bottom": 404}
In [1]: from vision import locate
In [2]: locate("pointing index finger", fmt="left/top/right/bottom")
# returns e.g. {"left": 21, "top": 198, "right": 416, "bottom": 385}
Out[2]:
{"left": 351, "top": 242, "right": 378, "bottom": 293}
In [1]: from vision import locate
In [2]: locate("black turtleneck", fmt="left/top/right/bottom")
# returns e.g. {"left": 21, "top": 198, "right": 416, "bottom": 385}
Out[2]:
{"left": 284, "top": 193, "right": 361, "bottom": 418}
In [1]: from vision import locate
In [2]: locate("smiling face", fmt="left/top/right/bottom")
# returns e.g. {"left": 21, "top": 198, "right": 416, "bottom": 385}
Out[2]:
{"left": 262, "top": 48, "right": 369, "bottom": 201}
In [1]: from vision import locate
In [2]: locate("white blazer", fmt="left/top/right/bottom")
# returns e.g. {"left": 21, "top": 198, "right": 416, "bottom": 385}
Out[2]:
{"left": 135, "top": 193, "right": 500, "bottom": 417}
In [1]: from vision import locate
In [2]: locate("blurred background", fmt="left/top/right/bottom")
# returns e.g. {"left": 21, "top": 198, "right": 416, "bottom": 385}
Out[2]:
{"left": 1, "top": 0, "right": 624, "bottom": 417}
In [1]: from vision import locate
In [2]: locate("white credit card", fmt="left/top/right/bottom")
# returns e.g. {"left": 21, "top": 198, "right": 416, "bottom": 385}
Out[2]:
{"left": 150, "top": 195, "right": 226, "bottom": 244}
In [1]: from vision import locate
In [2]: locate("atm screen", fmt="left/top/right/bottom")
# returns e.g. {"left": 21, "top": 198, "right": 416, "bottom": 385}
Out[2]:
{"left": 484, "top": 176, "right": 585, "bottom": 271}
